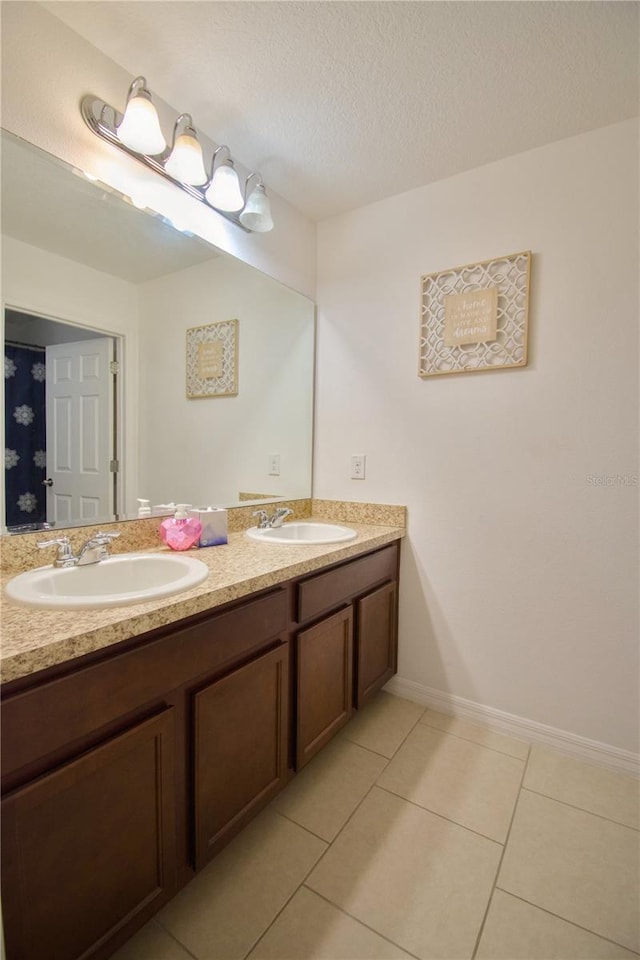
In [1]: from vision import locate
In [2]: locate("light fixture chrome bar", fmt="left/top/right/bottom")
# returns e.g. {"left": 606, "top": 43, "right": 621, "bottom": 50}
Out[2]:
{"left": 81, "top": 94, "right": 252, "bottom": 232}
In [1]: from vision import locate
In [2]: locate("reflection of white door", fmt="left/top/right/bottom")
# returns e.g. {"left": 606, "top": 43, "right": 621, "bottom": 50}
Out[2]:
{"left": 45, "top": 338, "right": 114, "bottom": 525}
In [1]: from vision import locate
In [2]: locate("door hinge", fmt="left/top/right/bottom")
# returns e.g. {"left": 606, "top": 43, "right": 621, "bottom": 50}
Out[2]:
{"left": 110, "top": 361, "right": 120, "bottom": 375}
{"left": 109, "top": 459, "right": 120, "bottom": 473}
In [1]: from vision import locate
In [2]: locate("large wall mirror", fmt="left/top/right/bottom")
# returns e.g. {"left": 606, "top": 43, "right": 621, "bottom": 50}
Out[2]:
{"left": 1, "top": 130, "right": 315, "bottom": 533}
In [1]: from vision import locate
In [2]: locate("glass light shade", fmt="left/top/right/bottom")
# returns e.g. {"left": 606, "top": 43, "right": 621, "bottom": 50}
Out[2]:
{"left": 239, "top": 184, "right": 274, "bottom": 232}
{"left": 165, "top": 132, "right": 208, "bottom": 185}
{"left": 116, "top": 94, "right": 166, "bottom": 155}
{"left": 205, "top": 160, "right": 244, "bottom": 212}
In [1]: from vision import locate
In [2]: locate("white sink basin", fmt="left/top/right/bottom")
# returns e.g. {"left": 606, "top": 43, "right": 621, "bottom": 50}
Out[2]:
{"left": 246, "top": 522, "right": 357, "bottom": 545}
{"left": 4, "top": 552, "right": 209, "bottom": 609}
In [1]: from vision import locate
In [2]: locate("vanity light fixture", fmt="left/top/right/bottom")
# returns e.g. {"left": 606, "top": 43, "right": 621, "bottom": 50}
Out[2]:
{"left": 116, "top": 77, "right": 166, "bottom": 156}
{"left": 240, "top": 175, "right": 274, "bottom": 233}
{"left": 80, "top": 77, "right": 274, "bottom": 232}
{"left": 205, "top": 146, "right": 244, "bottom": 212}
{"left": 164, "top": 114, "right": 208, "bottom": 186}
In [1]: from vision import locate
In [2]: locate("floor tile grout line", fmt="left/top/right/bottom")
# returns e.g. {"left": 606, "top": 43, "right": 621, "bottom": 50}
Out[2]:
{"left": 471, "top": 740, "right": 532, "bottom": 960}
{"left": 493, "top": 886, "right": 640, "bottom": 955}
{"left": 520, "top": 785, "right": 640, "bottom": 831}
{"left": 339, "top": 731, "right": 398, "bottom": 760}
{"left": 273, "top": 807, "right": 335, "bottom": 844}
{"left": 373, "top": 783, "right": 506, "bottom": 847}
{"left": 151, "top": 916, "right": 200, "bottom": 959}
{"left": 341, "top": 702, "right": 429, "bottom": 761}
{"left": 239, "top": 819, "right": 331, "bottom": 960}
{"left": 242, "top": 706, "right": 424, "bottom": 960}
{"left": 418, "top": 715, "right": 529, "bottom": 761}
{"left": 301, "top": 883, "right": 424, "bottom": 960}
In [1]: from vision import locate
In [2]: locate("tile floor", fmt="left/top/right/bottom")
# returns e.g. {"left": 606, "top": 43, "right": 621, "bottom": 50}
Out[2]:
{"left": 113, "top": 692, "right": 640, "bottom": 960}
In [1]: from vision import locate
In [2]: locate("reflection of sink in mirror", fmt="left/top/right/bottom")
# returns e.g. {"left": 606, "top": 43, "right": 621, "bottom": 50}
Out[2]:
{"left": 4, "top": 552, "right": 209, "bottom": 609}
{"left": 2, "top": 129, "right": 314, "bottom": 534}
{"left": 246, "top": 523, "right": 357, "bottom": 545}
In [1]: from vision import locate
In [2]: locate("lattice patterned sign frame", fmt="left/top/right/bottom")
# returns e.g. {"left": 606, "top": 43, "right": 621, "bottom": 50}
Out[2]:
{"left": 186, "top": 319, "right": 238, "bottom": 398}
{"left": 419, "top": 251, "right": 531, "bottom": 377}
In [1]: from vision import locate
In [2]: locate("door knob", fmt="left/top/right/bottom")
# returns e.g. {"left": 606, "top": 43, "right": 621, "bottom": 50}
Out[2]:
{"left": 42, "top": 478, "right": 53, "bottom": 487}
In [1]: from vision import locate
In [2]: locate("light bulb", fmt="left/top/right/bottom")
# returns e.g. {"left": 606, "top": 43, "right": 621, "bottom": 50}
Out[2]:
{"left": 239, "top": 183, "right": 274, "bottom": 232}
{"left": 205, "top": 159, "right": 244, "bottom": 212}
{"left": 117, "top": 91, "right": 166, "bottom": 155}
{"left": 164, "top": 130, "right": 208, "bottom": 185}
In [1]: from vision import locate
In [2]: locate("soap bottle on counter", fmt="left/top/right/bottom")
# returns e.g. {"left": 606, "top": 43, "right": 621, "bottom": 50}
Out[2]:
{"left": 137, "top": 498, "right": 151, "bottom": 517}
{"left": 160, "top": 504, "right": 202, "bottom": 551}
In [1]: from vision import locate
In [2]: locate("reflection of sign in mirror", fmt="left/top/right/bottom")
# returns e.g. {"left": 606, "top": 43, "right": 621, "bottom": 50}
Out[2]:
{"left": 196, "top": 341, "right": 223, "bottom": 379}
{"left": 419, "top": 251, "right": 531, "bottom": 377}
{"left": 186, "top": 320, "right": 238, "bottom": 398}
{"left": 443, "top": 287, "right": 497, "bottom": 346}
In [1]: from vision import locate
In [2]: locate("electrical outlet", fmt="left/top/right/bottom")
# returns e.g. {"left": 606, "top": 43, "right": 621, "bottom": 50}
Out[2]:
{"left": 268, "top": 454, "right": 280, "bottom": 476}
{"left": 351, "top": 455, "right": 366, "bottom": 480}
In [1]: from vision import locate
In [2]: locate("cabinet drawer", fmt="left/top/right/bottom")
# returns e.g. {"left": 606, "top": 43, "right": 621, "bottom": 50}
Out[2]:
{"left": 297, "top": 544, "right": 398, "bottom": 623}
{"left": 2, "top": 588, "right": 288, "bottom": 779}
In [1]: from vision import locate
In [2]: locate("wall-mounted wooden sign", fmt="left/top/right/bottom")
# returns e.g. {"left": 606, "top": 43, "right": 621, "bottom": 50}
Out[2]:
{"left": 186, "top": 319, "right": 238, "bottom": 398}
{"left": 419, "top": 251, "right": 531, "bottom": 377}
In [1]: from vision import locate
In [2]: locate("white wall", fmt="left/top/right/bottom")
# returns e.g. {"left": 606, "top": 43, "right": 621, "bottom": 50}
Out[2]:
{"left": 1, "top": 235, "right": 140, "bottom": 519}
{"left": 138, "top": 255, "right": 314, "bottom": 507}
{"left": 315, "top": 120, "right": 639, "bottom": 755}
{"left": 0, "top": 2, "right": 316, "bottom": 299}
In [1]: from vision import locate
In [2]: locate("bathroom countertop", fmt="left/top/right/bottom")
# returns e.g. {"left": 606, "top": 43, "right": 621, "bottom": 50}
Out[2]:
{"left": 0, "top": 519, "right": 404, "bottom": 684}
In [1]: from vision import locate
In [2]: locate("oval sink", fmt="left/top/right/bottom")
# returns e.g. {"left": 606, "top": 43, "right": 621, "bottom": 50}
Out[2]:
{"left": 246, "top": 522, "right": 357, "bottom": 545}
{"left": 4, "top": 552, "right": 209, "bottom": 609}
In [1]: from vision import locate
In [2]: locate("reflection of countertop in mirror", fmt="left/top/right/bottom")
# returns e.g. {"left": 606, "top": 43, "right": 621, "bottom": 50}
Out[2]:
{"left": 1, "top": 518, "right": 405, "bottom": 684}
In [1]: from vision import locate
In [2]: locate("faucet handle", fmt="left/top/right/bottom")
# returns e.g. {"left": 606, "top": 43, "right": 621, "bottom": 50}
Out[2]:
{"left": 37, "top": 536, "right": 75, "bottom": 566}
{"left": 38, "top": 536, "right": 72, "bottom": 553}
{"left": 252, "top": 509, "right": 269, "bottom": 529}
{"left": 89, "top": 531, "right": 121, "bottom": 544}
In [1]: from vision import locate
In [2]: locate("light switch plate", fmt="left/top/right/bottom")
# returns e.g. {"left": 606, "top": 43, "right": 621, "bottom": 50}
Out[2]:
{"left": 268, "top": 454, "right": 280, "bottom": 476}
{"left": 351, "top": 455, "right": 366, "bottom": 479}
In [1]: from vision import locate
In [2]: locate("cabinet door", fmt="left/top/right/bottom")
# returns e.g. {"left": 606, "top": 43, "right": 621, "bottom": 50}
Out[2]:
{"left": 193, "top": 643, "right": 289, "bottom": 869}
{"left": 296, "top": 606, "right": 353, "bottom": 769}
{"left": 355, "top": 581, "right": 397, "bottom": 708}
{"left": 1, "top": 709, "right": 176, "bottom": 960}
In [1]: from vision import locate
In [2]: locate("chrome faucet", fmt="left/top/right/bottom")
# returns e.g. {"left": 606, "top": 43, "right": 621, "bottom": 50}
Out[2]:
{"left": 38, "top": 531, "right": 121, "bottom": 568}
{"left": 77, "top": 532, "right": 121, "bottom": 565}
{"left": 251, "top": 507, "right": 294, "bottom": 529}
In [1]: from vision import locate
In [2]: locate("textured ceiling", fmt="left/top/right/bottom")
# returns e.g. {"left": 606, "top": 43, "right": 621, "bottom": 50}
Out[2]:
{"left": 44, "top": 1, "right": 639, "bottom": 221}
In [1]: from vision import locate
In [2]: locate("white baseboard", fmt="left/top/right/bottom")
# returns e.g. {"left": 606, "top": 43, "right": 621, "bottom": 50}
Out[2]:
{"left": 384, "top": 676, "right": 639, "bottom": 778}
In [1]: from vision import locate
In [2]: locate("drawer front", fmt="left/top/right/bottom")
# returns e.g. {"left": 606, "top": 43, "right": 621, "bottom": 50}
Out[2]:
{"left": 2, "top": 588, "right": 288, "bottom": 779}
{"left": 297, "top": 544, "right": 398, "bottom": 623}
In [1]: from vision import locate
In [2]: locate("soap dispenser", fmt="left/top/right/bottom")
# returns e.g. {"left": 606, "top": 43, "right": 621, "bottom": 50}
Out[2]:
{"left": 160, "top": 504, "right": 202, "bottom": 552}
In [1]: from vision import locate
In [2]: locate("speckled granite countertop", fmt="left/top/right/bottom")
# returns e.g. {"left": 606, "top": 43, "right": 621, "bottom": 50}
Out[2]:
{"left": 1, "top": 519, "right": 404, "bottom": 684}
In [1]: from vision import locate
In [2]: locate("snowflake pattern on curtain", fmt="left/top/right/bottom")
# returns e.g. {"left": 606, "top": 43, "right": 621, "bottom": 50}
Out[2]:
{"left": 4, "top": 343, "right": 47, "bottom": 527}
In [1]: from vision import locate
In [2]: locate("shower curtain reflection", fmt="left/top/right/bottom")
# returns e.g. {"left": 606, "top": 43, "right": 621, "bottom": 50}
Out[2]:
{"left": 4, "top": 342, "right": 47, "bottom": 528}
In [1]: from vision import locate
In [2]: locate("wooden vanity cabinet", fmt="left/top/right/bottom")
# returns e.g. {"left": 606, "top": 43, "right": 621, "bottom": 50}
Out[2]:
{"left": 1, "top": 586, "right": 289, "bottom": 960}
{"left": 193, "top": 641, "right": 289, "bottom": 869}
{"left": 294, "top": 543, "right": 399, "bottom": 766}
{"left": 355, "top": 579, "right": 397, "bottom": 707}
{"left": 1, "top": 709, "right": 176, "bottom": 960}
{"left": 0, "top": 539, "right": 400, "bottom": 960}
{"left": 296, "top": 606, "right": 353, "bottom": 768}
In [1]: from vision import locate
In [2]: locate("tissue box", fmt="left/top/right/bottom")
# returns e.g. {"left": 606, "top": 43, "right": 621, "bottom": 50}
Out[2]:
{"left": 188, "top": 507, "right": 228, "bottom": 547}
